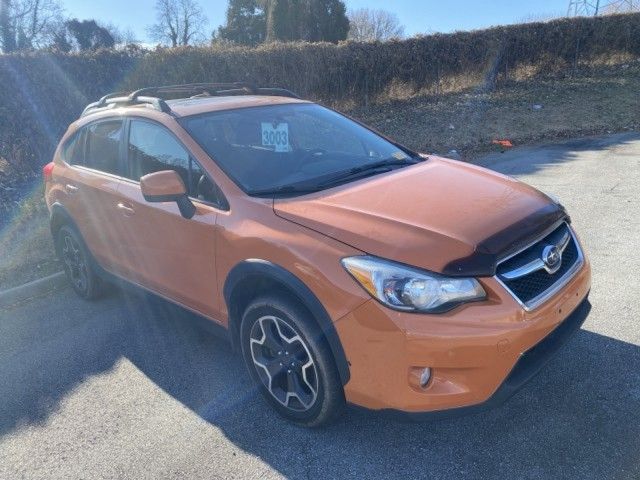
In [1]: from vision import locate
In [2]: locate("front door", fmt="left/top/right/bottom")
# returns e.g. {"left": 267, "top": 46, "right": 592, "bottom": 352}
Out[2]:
{"left": 115, "top": 119, "right": 224, "bottom": 319}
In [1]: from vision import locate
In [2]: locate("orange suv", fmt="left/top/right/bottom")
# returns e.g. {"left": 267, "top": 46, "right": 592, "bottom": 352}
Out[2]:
{"left": 44, "top": 83, "right": 591, "bottom": 427}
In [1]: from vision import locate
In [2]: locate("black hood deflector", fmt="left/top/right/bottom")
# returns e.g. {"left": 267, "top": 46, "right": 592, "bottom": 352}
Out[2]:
{"left": 442, "top": 204, "right": 568, "bottom": 277}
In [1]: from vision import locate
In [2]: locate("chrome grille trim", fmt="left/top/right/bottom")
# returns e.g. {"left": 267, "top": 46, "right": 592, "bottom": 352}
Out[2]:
{"left": 500, "top": 230, "right": 571, "bottom": 280}
{"left": 494, "top": 223, "right": 585, "bottom": 312}
{"left": 496, "top": 219, "right": 566, "bottom": 265}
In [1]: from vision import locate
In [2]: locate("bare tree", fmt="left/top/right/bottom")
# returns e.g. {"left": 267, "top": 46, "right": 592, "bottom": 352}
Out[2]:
{"left": 347, "top": 8, "right": 404, "bottom": 42}
{"left": 102, "top": 22, "right": 139, "bottom": 47}
{"left": 20, "top": 0, "right": 64, "bottom": 48}
{"left": 148, "top": 0, "right": 208, "bottom": 47}
{"left": 0, "top": 0, "right": 63, "bottom": 52}
{"left": 1, "top": 0, "right": 17, "bottom": 52}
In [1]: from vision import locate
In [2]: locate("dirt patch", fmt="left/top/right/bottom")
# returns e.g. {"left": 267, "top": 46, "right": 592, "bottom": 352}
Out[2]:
{"left": 345, "top": 63, "right": 640, "bottom": 159}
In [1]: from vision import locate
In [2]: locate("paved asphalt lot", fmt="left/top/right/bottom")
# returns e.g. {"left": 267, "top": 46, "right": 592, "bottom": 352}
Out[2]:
{"left": 1, "top": 133, "right": 639, "bottom": 479}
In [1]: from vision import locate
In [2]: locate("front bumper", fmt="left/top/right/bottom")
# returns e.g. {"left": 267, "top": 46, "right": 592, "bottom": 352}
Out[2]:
{"left": 335, "top": 260, "right": 592, "bottom": 415}
{"left": 373, "top": 296, "right": 590, "bottom": 420}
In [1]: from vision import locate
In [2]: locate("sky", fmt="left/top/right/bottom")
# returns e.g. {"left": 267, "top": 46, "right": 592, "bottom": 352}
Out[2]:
{"left": 60, "top": 0, "right": 568, "bottom": 42}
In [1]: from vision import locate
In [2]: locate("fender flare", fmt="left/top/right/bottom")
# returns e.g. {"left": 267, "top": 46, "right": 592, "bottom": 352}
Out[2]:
{"left": 49, "top": 202, "right": 78, "bottom": 236}
{"left": 49, "top": 202, "right": 108, "bottom": 279}
{"left": 223, "top": 259, "right": 350, "bottom": 385}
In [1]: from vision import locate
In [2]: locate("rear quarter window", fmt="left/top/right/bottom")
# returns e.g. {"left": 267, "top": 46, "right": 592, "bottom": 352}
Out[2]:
{"left": 62, "top": 129, "right": 86, "bottom": 166}
{"left": 85, "top": 120, "right": 123, "bottom": 175}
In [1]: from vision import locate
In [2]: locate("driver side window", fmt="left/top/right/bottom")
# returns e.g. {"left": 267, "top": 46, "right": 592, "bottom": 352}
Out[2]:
{"left": 126, "top": 120, "right": 227, "bottom": 209}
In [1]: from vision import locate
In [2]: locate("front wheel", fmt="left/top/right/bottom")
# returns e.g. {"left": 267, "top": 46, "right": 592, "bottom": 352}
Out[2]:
{"left": 240, "top": 294, "right": 345, "bottom": 427}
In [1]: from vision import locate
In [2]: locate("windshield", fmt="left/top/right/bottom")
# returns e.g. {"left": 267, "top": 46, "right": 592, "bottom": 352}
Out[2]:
{"left": 182, "top": 103, "right": 418, "bottom": 195}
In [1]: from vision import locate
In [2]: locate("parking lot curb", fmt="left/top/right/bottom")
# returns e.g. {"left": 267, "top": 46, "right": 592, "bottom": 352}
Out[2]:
{"left": 0, "top": 271, "right": 66, "bottom": 307}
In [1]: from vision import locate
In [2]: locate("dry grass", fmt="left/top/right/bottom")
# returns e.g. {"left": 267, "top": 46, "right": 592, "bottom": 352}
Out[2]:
{"left": 345, "top": 62, "right": 640, "bottom": 158}
{"left": 0, "top": 195, "right": 58, "bottom": 290}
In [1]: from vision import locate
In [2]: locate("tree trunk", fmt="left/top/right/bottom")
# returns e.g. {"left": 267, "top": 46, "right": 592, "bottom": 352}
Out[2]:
{"left": 181, "top": 7, "right": 189, "bottom": 45}
{"left": 0, "top": 0, "right": 17, "bottom": 53}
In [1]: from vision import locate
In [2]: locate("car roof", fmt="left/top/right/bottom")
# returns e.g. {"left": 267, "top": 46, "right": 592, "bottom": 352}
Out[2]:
{"left": 79, "top": 84, "right": 310, "bottom": 121}
{"left": 164, "top": 95, "right": 312, "bottom": 117}
{"left": 70, "top": 95, "right": 313, "bottom": 131}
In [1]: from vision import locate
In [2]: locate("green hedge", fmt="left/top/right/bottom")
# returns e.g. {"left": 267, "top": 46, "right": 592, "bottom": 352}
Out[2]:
{"left": 1, "top": 13, "right": 639, "bottom": 174}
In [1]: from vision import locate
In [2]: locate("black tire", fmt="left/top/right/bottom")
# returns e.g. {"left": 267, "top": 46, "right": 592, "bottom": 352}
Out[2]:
{"left": 55, "top": 225, "right": 105, "bottom": 300}
{"left": 240, "top": 293, "right": 345, "bottom": 427}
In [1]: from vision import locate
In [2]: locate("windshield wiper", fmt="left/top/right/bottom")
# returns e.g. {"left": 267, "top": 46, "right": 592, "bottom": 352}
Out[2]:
{"left": 249, "top": 184, "right": 323, "bottom": 197}
{"left": 314, "top": 157, "right": 418, "bottom": 189}
{"left": 248, "top": 157, "right": 420, "bottom": 197}
{"left": 351, "top": 157, "right": 417, "bottom": 174}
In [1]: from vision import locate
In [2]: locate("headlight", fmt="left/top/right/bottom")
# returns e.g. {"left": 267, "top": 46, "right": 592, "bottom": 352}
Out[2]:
{"left": 341, "top": 256, "right": 486, "bottom": 313}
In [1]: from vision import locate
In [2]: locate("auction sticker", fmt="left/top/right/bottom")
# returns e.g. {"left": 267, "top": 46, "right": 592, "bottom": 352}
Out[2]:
{"left": 261, "top": 122, "right": 290, "bottom": 152}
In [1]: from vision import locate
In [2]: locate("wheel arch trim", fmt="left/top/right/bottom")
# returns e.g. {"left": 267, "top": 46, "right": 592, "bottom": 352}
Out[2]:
{"left": 223, "top": 259, "right": 351, "bottom": 385}
{"left": 49, "top": 202, "right": 104, "bottom": 275}
{"left": 49, "top": 202, "right": 77, "bottom": 236}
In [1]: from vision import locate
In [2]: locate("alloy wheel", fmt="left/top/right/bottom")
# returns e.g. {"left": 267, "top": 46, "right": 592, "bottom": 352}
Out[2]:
{"left": 61, "top": 233, "right": 88, "bottom": 293}
{"left": 249, "top": 315, "right": 319, "bottom": 412}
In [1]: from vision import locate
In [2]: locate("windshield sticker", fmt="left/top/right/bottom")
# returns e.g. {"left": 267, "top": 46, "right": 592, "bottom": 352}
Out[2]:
{"left": 261, "top": 122, "right": 291, "bottom": 152}
{"left": 392, "top": 151, "right": 409, "bottom": 160}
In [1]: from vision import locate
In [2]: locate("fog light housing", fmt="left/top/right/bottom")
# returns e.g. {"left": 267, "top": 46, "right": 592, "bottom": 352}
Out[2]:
{"left": 420, "top": 367, "right": 432, "bottom": 388}
{"left": 409, "top": 366, "right": 433, "bottom": 391}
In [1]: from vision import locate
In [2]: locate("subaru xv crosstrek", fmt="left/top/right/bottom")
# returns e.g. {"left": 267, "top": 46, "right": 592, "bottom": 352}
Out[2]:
{"left": 44, "top": 83, "right": 591, "bottom": 427}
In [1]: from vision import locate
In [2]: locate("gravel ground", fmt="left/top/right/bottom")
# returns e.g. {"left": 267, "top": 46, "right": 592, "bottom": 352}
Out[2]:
{"left": 1, "top": 133, "right": 639, "bottom": 479}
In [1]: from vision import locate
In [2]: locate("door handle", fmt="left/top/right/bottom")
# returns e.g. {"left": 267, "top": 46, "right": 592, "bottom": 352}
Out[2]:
{"left": 116, "top": 202, "right": 135, "bottom": 216}
{"left": 65, "top": 184, "right": 79, "bottom": 194}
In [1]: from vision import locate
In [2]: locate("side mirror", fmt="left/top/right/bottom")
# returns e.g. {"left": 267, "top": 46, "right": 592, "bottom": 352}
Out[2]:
{"left": 140, "top": 170, "right": 196, "bottom": 219}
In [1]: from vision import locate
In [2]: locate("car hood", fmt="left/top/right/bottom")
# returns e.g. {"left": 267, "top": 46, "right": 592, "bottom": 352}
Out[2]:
{"left": 273, "top": 157, "right": 567, "bottom": 277}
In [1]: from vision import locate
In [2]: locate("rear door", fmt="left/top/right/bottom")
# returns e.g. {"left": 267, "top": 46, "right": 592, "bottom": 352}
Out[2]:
{"left": 58, "top": 119, "right": 126, "bottom": 273}
{"left": 115, "top": 118, "right": 224, "bottom": 318}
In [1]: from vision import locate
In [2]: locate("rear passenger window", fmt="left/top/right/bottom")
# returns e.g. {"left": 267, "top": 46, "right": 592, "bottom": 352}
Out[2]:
{"left": 85, "top": 121, "right": 123, "bottom": 175}
{"left": 127, "top": 120, "right": 226, "bottom": 207}
{"left": 62, "top": 129, "right": 86, "bottom": 166}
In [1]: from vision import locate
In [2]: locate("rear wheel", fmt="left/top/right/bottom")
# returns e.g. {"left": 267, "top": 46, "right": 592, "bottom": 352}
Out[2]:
{"left": 55, "top": 225, "right": 105, "bottom": 300}
{"left": 240, "top": 294, "right": 345, "bottom": 427}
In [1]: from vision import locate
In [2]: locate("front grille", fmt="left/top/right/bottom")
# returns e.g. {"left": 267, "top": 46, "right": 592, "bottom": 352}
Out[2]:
{"left": 496, "top": 222, "right": 583, "bottom": 310}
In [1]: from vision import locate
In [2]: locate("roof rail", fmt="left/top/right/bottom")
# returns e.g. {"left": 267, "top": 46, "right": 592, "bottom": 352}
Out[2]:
{"left": 81, "top": 93, "right": 172, "bottom": 117}
{"left": 81, "top": 82, "right": 300, "bottom": 118}
{"left": 129, "top": 82, "right": 300, "bottom": 101}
